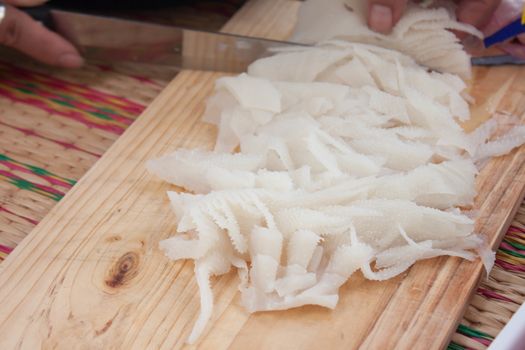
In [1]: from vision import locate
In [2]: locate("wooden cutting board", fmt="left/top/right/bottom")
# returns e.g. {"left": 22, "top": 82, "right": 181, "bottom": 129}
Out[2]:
{"left": 0, "top": 1, "right": 524, "bottom": 349}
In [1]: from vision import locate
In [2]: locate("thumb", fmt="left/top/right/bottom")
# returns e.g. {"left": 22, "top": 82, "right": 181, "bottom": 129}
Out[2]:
{"left": 0, "top": 4, "right": 83, "bottom": 67}
{"left": 367, "top": 0, "right": 408, "bottom": 34}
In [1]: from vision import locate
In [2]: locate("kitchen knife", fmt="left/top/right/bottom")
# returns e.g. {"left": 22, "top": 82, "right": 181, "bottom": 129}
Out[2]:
{"left": 25, "top": 8, "right": 525, "bottom": 71}
{"left": 30, "top": 8, "right": 304, "bottom": 72}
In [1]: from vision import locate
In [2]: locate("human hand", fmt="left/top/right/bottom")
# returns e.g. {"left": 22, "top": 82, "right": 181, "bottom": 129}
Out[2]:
{"left": 0, "top": 0, "right": 83, "bottom": 67}
{"left": 483, "top": 0, "right": 525, "bottom": 58}
{"left": 366, "top": 0, "right": 502, "bottom": 34}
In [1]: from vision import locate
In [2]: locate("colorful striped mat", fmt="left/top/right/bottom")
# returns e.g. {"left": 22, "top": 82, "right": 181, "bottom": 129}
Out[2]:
{"left": 0, "top": 3, "right": 523, "bottom": 349}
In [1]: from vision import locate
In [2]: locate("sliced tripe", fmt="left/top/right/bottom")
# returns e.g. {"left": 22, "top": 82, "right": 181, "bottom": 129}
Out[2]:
{"left": 216, "top": 73, "right": 281, "bottom": 112}
{"left": 474, "top": 125, "right": 525, "bottom": 162}
{"left": 147, "top": 149, "right": 263, "bottom": 193}
{"left": 248, "top": 48, "right": 351, "bottom": 82}
{"left": 290, "top": 0, "right": 482, "bottom": 78}
{"left": 146, "top": 0, "right": 525, "bottom": 344}
{"left": 187, "top": 238, "right": 236, "bottom": 344}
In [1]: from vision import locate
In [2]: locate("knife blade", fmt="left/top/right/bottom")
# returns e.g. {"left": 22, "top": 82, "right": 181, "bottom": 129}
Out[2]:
{"left": 48, "top": 10, "right": 304, "bottom": 73}
{"left": 470, "top": 55, "right": 525, "bottom": 66}
{"left": 27, "top": 8, "right": 525, "bottom": 71}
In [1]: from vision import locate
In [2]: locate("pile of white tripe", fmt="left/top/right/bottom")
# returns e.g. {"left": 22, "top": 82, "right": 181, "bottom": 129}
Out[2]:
{"left": 147, "top": 0, "right": 525, "bottom": 343}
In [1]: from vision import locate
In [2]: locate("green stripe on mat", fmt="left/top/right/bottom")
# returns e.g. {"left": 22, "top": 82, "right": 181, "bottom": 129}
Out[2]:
{"left": 447, "top": 342, "right": 466, "bottom": 350}
{"left": 457, "top": 324, "right": 493, "bottom": 340}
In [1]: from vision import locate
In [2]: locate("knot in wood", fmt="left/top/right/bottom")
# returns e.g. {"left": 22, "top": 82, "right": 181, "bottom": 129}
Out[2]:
{"left": 105, "top": 252, "right": 140, "bottom": 289}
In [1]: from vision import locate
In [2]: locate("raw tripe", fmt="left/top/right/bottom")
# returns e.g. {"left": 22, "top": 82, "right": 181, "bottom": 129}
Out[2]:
{"left": 147, "top": 0, "right": 525, "bottom": 344}
{"left": 290, "top": 0, "right": 482, "bottom": 79}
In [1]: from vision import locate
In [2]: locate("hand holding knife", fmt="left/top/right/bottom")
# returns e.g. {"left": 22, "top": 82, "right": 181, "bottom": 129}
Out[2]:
{"left": 0, "top": 0, "right": 83, "bottom": 67}
{"left": 0, "top": 3, "right": 300, "bottom": 72}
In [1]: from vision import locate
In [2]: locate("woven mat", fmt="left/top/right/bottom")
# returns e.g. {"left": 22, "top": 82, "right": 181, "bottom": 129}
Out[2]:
{"left": 0, "top": 3, "right": 524, "bottom": 348}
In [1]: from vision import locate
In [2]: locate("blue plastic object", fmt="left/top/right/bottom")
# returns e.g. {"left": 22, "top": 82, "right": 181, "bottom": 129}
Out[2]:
{"left": 484, "top": 18, "right": 525, "bottom": 48}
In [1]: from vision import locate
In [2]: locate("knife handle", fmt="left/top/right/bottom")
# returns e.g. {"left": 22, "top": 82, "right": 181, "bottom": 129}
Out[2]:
{"left": 21, "top": 5, "right": 54, "bottom": 30}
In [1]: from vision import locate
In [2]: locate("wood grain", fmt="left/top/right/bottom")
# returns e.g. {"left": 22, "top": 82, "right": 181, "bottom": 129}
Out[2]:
{"left": 0, "top": 1, "right": 524, "bottom": 349}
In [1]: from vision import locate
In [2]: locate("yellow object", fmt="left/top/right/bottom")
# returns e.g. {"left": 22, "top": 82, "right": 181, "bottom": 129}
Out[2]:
{"left": 522, "top": 6, "right": 525, "bottom": 24}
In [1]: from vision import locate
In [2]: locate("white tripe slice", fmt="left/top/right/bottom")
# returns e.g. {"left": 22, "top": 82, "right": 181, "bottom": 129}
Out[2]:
{"left": 323, "top": 39, "right": 417, "bottom": 66}
{"left": 203, "top": 200, "right": 249, "bottom": 254}
{"left": 362, "top": 86, "right": 411, "bottom": 123}
{"left": 275, "top": 81, "right": 350, "bottom": 112}
{"left": 405, "top": 70, "right": 469, "bottom": 121}
{"left": 254, "top": 170, "right": 294, "bottom": 192}
{"left": 241, "top": 288, "right": 340, "bottom": 312}
{"left": 166, "top": 189, "right": 276, "bottom": 253}
{"left": 216, "top": 73, "right": 281, "bottom": 112}
{"left": 325, "top": 242, "right": 374, "bottom": 278}
{"left": 248, "top": 48, "right": 351, "bottom": 82}
{"left": 248, "top": 226, "right": 283, "bottom": 293}
{"left": 216, "top": 107, "right": 275, "bottom": 152}
{"left": 307, "top": 131, "right": 343, "bottom": 175}
{"left": 202, "top": 89, "right": 237, "bottom": 125}
{"left": 147, "top": 149, "right": 263, "bottom": 193}
{"left": 205, "top": 167, "right": 255, "bottom": 190}
{"left": 215, "top": 109, "right": 239, "bottom": 153}
{"left": 250, "top": 254, "right": 280, "bottom": 293}
{"left": 274, "top": 207, "right": 353, "bottom": 237}
{"left": 286, "top": 229, "right": 322, "bottom": 268}
{"left": 350, "top": 199, "right": 474, "bottom": 249}
{"left": 370, "top": 159, "right": 477, "bottom": 208}
{"left": 188, "top": 248, "right": 234, "bottom": 344}
{"left": 289, "top": 166, "right": 346, "bottom": 191}
{"left": 353, "top": 47, "right": 402, "bottom": 92}
{"left": 273, "top": 230, "right": 322, "bottom": 296}
{"left": 350, "top": 137, "right": 433, "bottom": 171}
{"left": 249, "top": 226, "right": 283, "bottom": 261}
{"left": 277, "top": 180, "right": 372, "bottom": 208}
{"left": 474, "top": 125, "right": 525, "bottom": 162}
{"left": 239, "top": 116, "right": 384, "bottom": 176}
{"left": 316, "top": 129, "right": 386, "bottom": 175}
{"left": 320, "top": 57, "right": 376, "bottom": 88}
{"left": 294, "top": 227, "right": 374, "bottom": 296}
{"left": 466, "top": 118, "right": 500, "bottom": 153}
{"left": 301, "top": 243, "right": 374, "bottom": 295}
{"left": 274, "top": 265, "right": 318, "bottom": 297}
{"left": 401, "top": 88, "right": 471, "bottom": 153}
{"left": 381, "top": 225, "right": 477, "bottom": 266}
{"left": 390, "top": 126, "right": 433, "bottom": 140}
{"left": 364, "top": 226, "right": 477, "bottom": 281}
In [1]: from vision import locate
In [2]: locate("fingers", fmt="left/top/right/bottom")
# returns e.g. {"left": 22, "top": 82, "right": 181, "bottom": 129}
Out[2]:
{"left": 456, "top": 0, "right": 502, "bottom": 30}
{"left": 366, "top": 0, "right": 502, "bottom": 34}
{"left": 500, "top": 42, "right": 525, "bottom": 59}
{"left": 367, "top": 0, "right": 408, "bottom": 34}
{"left": 0, "top": 4, "right": 83, "bottom": 67}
